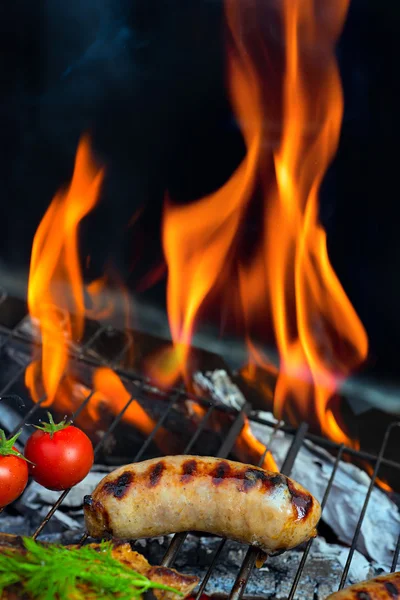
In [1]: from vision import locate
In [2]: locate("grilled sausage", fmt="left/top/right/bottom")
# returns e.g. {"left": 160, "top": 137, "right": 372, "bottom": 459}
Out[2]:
{"left": 83, "top": 455, "right": 321, "bottom": 553}
{"left": 326, "top": 573, "right": 400, "bottom": 599}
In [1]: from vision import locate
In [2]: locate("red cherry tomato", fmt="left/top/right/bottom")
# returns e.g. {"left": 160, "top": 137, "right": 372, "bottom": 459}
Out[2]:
{"left": 0, "top": 431, "right": 29, "bottom": 508}
{"left": 24, "top": 413, "right": 94, "bottom": 491}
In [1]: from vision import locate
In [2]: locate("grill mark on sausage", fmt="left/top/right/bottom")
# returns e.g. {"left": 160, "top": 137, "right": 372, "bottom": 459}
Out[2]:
{"left": 211, "top": 461, "right": 231, "bottom": 484}
{"left": 383, "top": 581, "right": 399, "bottom": 597}
{"left": 102, "top": 505, "right": 111, "bottom": 532}
{"left": 83, "top": 494, "right": 94, "bottom": 508}
{"left": 241, "top": 468, "right": 275, "bottom": 492}
{"left": 148, "top": 461, "right": 165, "bottom": 487}
{"left": 209, "top": 461, "right": 286, "bottom": 492}
{"left": 181, "top": 459, "right": 197, "bottom": 483}
{"left": 356, "top": 592, "right": 372, "bottom": 600}
{"left": 103, "top": 472, "right": 134, "bottom": 499}
{"left": 287, "top": 479, "right": 313, "bottom": 521}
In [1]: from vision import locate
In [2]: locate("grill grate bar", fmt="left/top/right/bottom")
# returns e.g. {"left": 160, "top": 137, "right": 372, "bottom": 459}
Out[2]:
{"left": 8, "top": 398, "right": 46, "bottom": 438}
{"left": 1, "top": 320, "right": 132, "bottom": 442}
{"left": 184, "top": 405, "right": 216, "bottom": 454}
{"left": 287, "top": 444, "right": 345, "bottom": 600}
{"left": 0, "top": 394, "right": 39, "bottom": 438}
{"left": 0, "top": 357, "right": 38, "bottom": 399}
{"left": 339, "top": 421, "right": 400, "bottom": 589}
{"left": 0, "top": 319, "right": 27, "bottom": 353}
{"left": 194, "top": 537, "right": 227, "bottom": 600}
{"left": 216, "top": 404, "right": 250, "bottom": 459}
{"left": 133, "top": 393, "right": 179, "bottom": 463}
{"left": 391, "top": 532, "right": 400, "bottom": 573}
{"left": 161, "top": 404, "right": 250, "bottom": 569}
{"left": 7, "top": 322, "right": 239, "bottom": 418}
{"left": 228, "top": 422, "right": 310, "bottom": 600}
{"left": 32, "top": 488, "right": 72, "bottom": 540}
{"left": 251, "top": 415, "right": 400, "bottom": 472}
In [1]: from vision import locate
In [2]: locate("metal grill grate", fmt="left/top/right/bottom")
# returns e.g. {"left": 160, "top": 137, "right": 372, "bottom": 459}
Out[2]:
{"left": 0, "top": 291, "right": 399, "bottom": 599}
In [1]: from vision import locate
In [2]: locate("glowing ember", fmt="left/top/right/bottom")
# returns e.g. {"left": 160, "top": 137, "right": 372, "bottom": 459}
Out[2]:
{"left": 145, "top": 345, "right": 185, "bottom": 391}
{"left": 92, "top": 368, "right": 155, "bottom": 436}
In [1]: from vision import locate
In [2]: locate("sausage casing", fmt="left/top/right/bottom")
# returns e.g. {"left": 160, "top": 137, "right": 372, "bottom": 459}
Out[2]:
{"left": 83, "top": 455, "right": 320, "bottom": 553}
{"left": 326, "top": 572, "right": 400, "bottom": 599}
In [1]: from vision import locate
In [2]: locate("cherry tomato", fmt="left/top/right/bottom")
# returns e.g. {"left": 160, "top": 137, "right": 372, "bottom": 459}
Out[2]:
{"left": 24, "top": 412, "right": 94, "bottom": 491}
{"left": 0, "top": 430, "right": 29, "bottom": 508}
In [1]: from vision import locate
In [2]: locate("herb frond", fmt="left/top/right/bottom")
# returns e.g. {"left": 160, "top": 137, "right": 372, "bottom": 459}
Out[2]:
{"left": 0, "top": 537, "right": 184, "bottom": 599}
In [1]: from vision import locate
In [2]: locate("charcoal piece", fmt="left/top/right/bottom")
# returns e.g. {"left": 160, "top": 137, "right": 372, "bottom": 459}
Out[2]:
{"left": 134, "top": 535, "right": 373, "bottom": 599}
{"left": 193, "top": 370, "right": 245, "bottom": 411}
{"left": 0, "top": 515, "right": 28, "bottom": 535}
{"left": 0, "top": 295, "right": 28, "bottom": 330}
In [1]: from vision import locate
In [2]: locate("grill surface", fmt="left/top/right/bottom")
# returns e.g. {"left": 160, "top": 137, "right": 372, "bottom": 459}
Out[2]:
{"left": 0, "top": 291, "right": 399, "bottom": 599}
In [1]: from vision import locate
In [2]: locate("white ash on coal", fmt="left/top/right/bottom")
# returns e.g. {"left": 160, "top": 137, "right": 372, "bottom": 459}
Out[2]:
{"left": 194, "top": 370, "right": 400, "bottom": 572}
{"left": 193, "top": 370, "right": 246, "bottom": 411}
{"left": 134, "top": 533, "right": 374, "bottom": 600}
{"left": 1, "top": 467, "right": 110, "bottom": 539}
{"left": 251, "top": 412, "right": 400, "bottom": 571}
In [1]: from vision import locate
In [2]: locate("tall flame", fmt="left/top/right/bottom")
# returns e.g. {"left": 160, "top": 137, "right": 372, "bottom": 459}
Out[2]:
{"left": 162, "top": 35, "right": 262, "bottom": 386}
{"left": 262, "top": 0, "right": 368, "bottom": 442}
{"left": 162, "top": 0, "right": 368, "bottom": 444}
{"left": 26, "top": 136, "right": 104, "bottom": 405}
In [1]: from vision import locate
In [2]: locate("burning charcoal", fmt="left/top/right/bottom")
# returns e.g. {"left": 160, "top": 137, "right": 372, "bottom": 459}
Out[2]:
{"left": 135, "top": 534, "right": 374, "bottom": 599}
{"left": 0, "top": 515, "right": 28, "bottom": 535}
{"left": 250, "top": 412, "right": 400, "bottom": 570}
{"left": 193, "top": 369, "right": 246, "bottom": 411}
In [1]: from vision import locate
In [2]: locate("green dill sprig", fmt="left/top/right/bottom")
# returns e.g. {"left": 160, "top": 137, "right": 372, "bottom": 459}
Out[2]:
{"left": 0, "top": 537, "right": 184, "bottom": 600}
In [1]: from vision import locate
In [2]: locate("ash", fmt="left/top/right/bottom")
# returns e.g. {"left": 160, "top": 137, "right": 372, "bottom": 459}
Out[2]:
{"left": 250, "top": 411, "right": 400, "bottom": 571}
{"left": 194, "top": 370, "right": 400, "bottom": 574}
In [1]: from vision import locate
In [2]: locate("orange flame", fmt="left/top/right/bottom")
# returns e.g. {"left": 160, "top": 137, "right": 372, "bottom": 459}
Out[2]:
{"left": 92, "top": 368, "right": 156, "bottom": 436}
{"left": 262, "top": 0, "right": 368, "bottom": 444}
{"left": 85, "top": 276, "right": 114, "bottom": 321}
{"left": 25, "top": 136, "right": 156, "bottom": 448}
{"left": 162, "top": 0, "right": 368, "bottom": 446}
{"left": 235, "top": 418, "right": 278, "bottom": 472}
{"left": 162, "top": 35, "right": 263, "bottom": 388}
{"left": 145, "top": 345, "right": 185, "bottom": 390}
{"left": 26, "top": 136, "right": 104, "bottom": 405}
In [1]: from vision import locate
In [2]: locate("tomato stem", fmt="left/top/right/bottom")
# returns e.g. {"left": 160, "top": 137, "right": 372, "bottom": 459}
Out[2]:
{"left": 33, "top": 412, "right": 69, "bottom": 438}
{"left": 0, "top": 429, "right": 29, "bottom": 461}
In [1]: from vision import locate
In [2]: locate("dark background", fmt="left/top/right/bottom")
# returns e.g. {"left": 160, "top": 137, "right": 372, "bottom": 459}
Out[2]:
{"left": 0, "top": 0, "right": 399, "bottom": 383}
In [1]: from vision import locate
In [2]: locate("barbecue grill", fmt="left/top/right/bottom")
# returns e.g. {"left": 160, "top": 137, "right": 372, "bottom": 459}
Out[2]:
{"left": 0, "top": 289, "right": 399, "bottom": 599}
